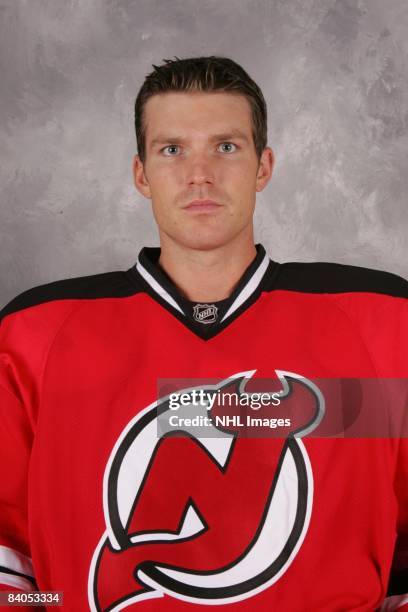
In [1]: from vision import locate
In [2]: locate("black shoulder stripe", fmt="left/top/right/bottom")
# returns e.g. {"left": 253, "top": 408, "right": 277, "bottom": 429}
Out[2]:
{"left": 0, "top": 268, "right": 142, "bottom": 320}
{"left": 268, "top": 261, "right": 408, "bottom": 298}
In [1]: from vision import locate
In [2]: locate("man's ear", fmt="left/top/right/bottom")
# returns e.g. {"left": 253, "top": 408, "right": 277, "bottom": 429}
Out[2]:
{"left": 133, "top": 154, "right": 152, "bottom": 199}
{"left": 255, "top": 147, "right": 275, "bottom": 193}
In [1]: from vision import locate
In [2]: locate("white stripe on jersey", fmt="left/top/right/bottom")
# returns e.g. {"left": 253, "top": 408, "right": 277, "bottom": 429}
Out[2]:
{"left": 221, "top": 252, "right": 270, "bottom": 322}
{"left": 379, "top": 593, "right": 408, "bottom": 610}
{"left": 0, "top": 545, "right": 34, "bottom": 578}
{"left": 136, "top": 260, "right": 185, "bottom": 315}
{"left": 0, "top": 571, "right": 36, "bottom": 591}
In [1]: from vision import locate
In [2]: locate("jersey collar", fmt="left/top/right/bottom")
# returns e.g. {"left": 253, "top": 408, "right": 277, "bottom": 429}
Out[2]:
{"left": 130, "top": 243, "right": 274, "bottom": 340}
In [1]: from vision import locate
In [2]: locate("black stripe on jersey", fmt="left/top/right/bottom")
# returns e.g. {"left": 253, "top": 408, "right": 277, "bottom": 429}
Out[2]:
{"left": 1, "top": 249, "right": 406, "bottom": 340}
{"left": 268, "top": 261, "right": 408, "bottom": 298}
{"left": 0, "top": 565, "right": 38, "bottom": 589}
{"left": 387, "top": 568, "right": 408, "bottom": 596}
{"left": 0, "top": 271, "right": 141, "bottom": 321}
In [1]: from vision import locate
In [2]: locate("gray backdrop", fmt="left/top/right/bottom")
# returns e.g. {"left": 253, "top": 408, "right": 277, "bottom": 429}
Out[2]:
{"left": 1, "top": 0, "right": 407, "bottom": 306}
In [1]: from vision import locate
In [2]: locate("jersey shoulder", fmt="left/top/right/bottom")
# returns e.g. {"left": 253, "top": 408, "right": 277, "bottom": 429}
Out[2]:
{"left": 0, "top": 267, "right": 141, "bottom": 321}
{"left": 272, "top": 260, "right": 408, "bottom": 298}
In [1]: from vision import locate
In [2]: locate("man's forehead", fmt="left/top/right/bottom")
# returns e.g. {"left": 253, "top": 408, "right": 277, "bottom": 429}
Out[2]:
{"left": 145, "top": 89, "right": 250, "bottom": 109}
{"left": 144, "top": 91, "right": 253, "bottom": 144}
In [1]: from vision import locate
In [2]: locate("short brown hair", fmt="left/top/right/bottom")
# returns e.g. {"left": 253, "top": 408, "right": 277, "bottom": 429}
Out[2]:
{"left": 134, "top": 56, "right": 268, "bottom": 163}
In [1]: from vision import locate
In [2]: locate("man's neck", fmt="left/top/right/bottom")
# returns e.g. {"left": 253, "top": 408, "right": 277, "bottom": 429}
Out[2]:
{"left": 157, "top": 234, "right": 257, "bottom": 303}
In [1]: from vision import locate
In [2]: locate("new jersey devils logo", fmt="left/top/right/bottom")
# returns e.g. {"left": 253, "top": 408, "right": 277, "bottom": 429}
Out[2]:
{"left": 88, "top": 370, "right": 324, "bottom": 611}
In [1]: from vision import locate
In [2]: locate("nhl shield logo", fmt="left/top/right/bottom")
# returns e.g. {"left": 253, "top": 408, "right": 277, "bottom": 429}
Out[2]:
{"left": 193, "top": 303, "right": 218, "bottom": 324}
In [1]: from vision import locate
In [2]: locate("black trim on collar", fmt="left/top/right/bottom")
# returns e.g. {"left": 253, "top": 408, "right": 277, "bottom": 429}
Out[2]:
{"left": 129, "top": 244, "right": 274, "bottom": 340}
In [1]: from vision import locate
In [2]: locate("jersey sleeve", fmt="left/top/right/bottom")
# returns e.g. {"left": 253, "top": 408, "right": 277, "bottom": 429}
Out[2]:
{"left": 0, "top": 324, "right": 46, "bottom": 612}
{"left": 0, "top": 295, "right": 78, "bottom": 604}
{"left": 0, "top": 406, "right": 36, "bottom": 591}
{"left": 380, "top": 437, "right": 408, "bottom": 611}
{"left": 335, "top": 289, "right": 408, "bottom": 611}
{"left": 0, "top": 322, "right": 38, "bottom": 592}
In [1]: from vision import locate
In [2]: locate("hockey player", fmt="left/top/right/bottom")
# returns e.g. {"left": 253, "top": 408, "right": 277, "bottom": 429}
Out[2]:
{"left": 1, "top": 56, "right": 407, "bottom": 611}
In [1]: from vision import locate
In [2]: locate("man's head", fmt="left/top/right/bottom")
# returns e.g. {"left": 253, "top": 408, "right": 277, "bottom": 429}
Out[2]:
{"left": 133, "top": 56, "right": 274, "bottom": 251}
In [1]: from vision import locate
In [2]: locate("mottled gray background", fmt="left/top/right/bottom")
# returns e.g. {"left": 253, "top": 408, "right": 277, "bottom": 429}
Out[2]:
{"left": 1, "top": 0, "right": 407, "bottom": 306}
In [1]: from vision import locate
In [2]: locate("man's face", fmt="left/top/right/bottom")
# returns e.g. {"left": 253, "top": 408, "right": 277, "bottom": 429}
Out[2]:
{"left": 133, "top": 91, "right": 274, "bottom": 251}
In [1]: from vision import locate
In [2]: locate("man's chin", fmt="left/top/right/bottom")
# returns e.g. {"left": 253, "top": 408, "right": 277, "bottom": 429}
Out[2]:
{"left": 166, "top": 231, "right": 238, "bottom": 253}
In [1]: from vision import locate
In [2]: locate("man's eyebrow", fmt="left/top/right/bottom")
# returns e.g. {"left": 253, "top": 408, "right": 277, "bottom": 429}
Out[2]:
{"left": 149, "top": 130, "right": 250, "bottom": 148}
{"left": 210, "top": 131, "right": 250, "bottom": 142}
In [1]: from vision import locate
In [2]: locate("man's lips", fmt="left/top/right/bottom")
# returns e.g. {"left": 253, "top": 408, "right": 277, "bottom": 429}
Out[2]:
{"left": 182, "top": 199, "right": 223, "bottom": 212}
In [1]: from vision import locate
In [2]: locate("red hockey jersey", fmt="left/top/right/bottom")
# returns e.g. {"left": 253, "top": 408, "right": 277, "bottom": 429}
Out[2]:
{"left": 0, "top": 244, "right": 407, "bottom": 611}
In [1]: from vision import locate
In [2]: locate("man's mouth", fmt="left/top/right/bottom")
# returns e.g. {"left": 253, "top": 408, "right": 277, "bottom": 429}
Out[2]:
{"left": 183, "top": 199, "right": 223, "bottom": 213}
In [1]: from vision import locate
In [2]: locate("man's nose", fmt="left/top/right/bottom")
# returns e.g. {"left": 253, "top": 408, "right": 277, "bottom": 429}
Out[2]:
{"left": 186, "top": 153, "right": 215, "bottom": 185}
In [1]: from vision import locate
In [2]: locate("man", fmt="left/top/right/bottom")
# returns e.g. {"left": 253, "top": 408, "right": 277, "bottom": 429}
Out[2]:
{"left": 0, "top": 56, "right": 407, "bottom": 611}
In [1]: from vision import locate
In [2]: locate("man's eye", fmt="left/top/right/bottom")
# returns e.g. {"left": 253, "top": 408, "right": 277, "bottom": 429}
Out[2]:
{"left": 162, "top": 145, "right": 180, "bottom": 156}
{"left": 218, "top": 142, "right": 237, "bottom": 153}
